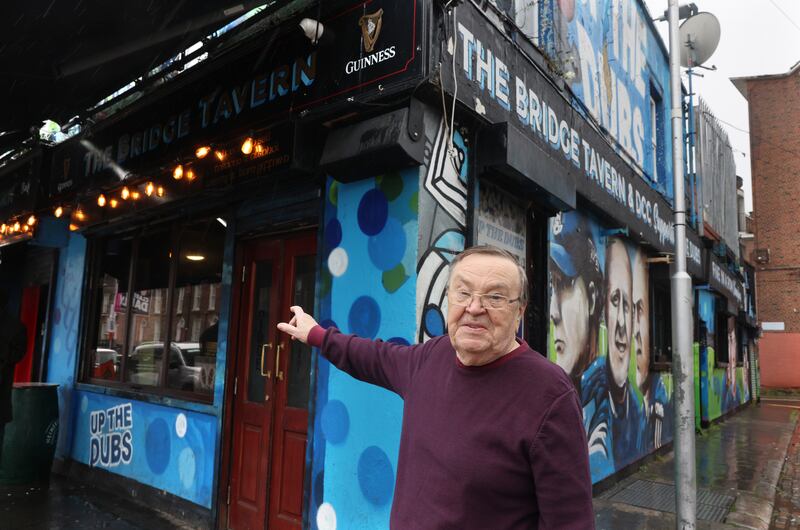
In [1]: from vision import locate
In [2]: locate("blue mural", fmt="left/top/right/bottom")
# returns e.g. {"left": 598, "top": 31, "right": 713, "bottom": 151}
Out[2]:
{"left": 539, "top": 0, "right": 673, "bottom": 196}
{"left": 71, "top": 391, "right": 216, "bottom": 507}
{"left": 309, "top": 113, "right": 468, "bottom": 529}
{"left": 310, "top": 171, "right": 418, "bottom": 529}
{"left": 46, "top": 232, "right": 87, "bottom": 459}
{"left": 697, "top": 290, "right": 751, "bottom": 422}
{"left": 548, "top": 210, "right": 673, "bottom": 482}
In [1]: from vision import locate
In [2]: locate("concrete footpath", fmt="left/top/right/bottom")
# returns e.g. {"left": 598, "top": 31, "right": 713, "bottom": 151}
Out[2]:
{"left": 594, "top": 397, "right": 800, "bottom": 529}
{"left": 1, "top": 398, "right": 799, "bottom": 529}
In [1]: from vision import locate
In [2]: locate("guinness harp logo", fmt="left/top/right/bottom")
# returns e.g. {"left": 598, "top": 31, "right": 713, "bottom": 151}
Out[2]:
{"left": 359, "top": 9, "right": 383, "bottom": 53}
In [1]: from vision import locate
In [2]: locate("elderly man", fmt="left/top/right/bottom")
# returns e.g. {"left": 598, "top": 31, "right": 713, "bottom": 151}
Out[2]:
{"left": 278, "top": 245, "right": 594, "bottom": 529}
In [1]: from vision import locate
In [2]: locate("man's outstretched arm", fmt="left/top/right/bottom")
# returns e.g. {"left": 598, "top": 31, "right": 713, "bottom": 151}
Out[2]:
{"left": 277, "top": 306, "right": 426, "bottom": 396}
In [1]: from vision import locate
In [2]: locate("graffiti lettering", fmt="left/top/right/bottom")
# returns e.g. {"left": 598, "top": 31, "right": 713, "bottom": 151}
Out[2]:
{"left": 89, "top": 403, "right": 133, "bottom": 467}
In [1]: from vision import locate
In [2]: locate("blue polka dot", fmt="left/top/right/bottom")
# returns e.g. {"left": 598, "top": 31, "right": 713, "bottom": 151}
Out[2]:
{"left": 357, "top": 446, "right": 394, "bottom": 506}
{"left": 368, "top": 218, "right": 406, "bottom": 271}
{"left": 423, "top": 305, "right": 445, "bottom": 337}
{"left": 357, "top": 189, "right": 388, "bottom": 236}
{"left": 348, "top": 296, "right": 381, "bottom": 339}
{"left": 319, "top": 319, "right": 338, "bottom": 330}
{"left": 145, "top": 418, "right": 171, "bottom": 475}
{"left": 320, "top": 400, "right": 349, "bottom": 445}
{"left": 387, "top": 337, "right": 410, "bottom": 346}
{"left": 325, "top": 219, "right": 342, "bottom": 250}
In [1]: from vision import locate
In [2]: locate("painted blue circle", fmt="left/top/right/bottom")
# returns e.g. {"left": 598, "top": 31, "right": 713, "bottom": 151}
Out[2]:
{"left": 423, "top": 305, "right": 445, "bottom": 337}
{"left": 319, "top": 319, "right": 338, "bottom": 330}
{"left": 387, "top": 337, "right": 410, "bottom": 346}
{"left": 357, "top": 189, "right": 389, "bottom": 236}
{"left": 367, "top": 218, "right": 406, "bottom": 271}
{"left": 145, "top": 418, "right": 171, "bottom": 475}
{"left": 357, "top": 446, "right": 395, "bottom": 506}
{"left": 348, "top": 296, "right": 381, "bottom": 339}
{"left": 320, "top": 400, "right": 350, "bottom": 445}
{"left": 325, "top": 219, "right": 342, "bottom": 250}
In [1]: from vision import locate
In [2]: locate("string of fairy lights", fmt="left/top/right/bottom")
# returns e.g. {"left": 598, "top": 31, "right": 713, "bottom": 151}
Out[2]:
{"left": 0, "top": 134, "right": 271, "bottom": 244}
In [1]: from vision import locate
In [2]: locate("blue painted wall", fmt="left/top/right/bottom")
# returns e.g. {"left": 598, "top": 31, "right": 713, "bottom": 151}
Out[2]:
{"left": 71, "top": 391, "right": 216, "bottom": 507}
{"left": 46, "top": 232, "right": 87, "bottom": 459}
{"left": 308, "top": 112, "right": 467, "bottom": 530}
{"left": 540, "top": 0, "right": 674, "bottom": 199}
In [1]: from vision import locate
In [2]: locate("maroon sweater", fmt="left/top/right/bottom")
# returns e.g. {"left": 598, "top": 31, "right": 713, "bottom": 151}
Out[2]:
{"left": 308, "top": 326, "right": 594, "bottom": 530}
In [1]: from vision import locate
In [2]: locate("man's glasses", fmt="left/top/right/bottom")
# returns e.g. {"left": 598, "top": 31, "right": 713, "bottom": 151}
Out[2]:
{"left": 448, "top": 290, "right": 520, "bottom": 310}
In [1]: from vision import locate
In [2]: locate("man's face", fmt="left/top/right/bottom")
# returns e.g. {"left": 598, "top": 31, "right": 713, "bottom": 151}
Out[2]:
{"left": 632, "top": 251, "right": 650, "bottom": 391}
{"left": 447, "top": 254, "right": 526, "bottom": 366}
{"left": 606, "top": 239, "right": 632, "bottom": 389}
{"left": 550, "top": 268, "right": 590, "bottom": 377}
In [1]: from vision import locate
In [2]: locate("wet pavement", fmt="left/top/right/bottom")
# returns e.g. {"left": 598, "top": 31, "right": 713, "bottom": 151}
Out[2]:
{"left": 1, "top": 399, "right": 798, "bottom": 529}
{"left": 594, "top": 398, "right": 800, "bottom": 529}
{"left": 770, "top": 398, "right": 800, "bottom": 529}
{"left": 0, "top": 473, "right": 193, "bottom": 530}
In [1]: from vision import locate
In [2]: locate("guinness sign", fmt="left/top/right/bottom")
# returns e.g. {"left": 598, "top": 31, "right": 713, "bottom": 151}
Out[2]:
{"left": 359, "top": 9, "right": 383, "bottom": 53}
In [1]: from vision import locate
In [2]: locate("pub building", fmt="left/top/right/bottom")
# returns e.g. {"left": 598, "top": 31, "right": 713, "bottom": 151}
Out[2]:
{"left": 0, "top": 1, "right": 756, "bottom": 528}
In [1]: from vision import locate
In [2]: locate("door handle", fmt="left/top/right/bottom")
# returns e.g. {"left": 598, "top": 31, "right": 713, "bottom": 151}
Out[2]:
{"left": 275, "top": 344, "right": 284, "bottom": 381}
{"left": 260, "top": 343, "right": 272, "bottom": 378}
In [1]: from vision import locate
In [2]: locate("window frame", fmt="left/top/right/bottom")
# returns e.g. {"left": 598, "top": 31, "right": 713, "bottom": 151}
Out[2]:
{"left": 79, "top": 220, "right": 224, "bottom": 404}
{"left": 713, "top": 297, "right": 734, "bottom": 369}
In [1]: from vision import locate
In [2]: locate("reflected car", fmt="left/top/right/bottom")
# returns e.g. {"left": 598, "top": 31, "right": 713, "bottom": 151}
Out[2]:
{"left": 128, "top": 342, "right": 202, "bottom": 391}
{"left": 92, "top": 347, "right": 120, "bottom": 379}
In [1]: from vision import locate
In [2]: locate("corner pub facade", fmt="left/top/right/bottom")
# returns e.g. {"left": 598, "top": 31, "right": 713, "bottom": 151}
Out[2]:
{"left": 0, "top": 1, "right": 757, "bottom": 528}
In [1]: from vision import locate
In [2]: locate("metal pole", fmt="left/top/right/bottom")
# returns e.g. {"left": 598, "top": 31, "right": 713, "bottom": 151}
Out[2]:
{"left": 687, "top": 68, "right": 697, "bottom": 228}
{"left": 668, "top": 1, "right": 697, "bottom": 528}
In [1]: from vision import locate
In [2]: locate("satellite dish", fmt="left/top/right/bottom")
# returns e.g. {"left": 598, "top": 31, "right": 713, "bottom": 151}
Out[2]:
{"left": 679, "top": 12, "right": 721, "bottom": 67}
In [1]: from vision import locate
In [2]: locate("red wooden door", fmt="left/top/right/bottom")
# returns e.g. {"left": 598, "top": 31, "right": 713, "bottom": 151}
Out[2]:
{"left": 227, "top": 232, "right": 316, "bottom": 530}
{"left": 268, "top": 234, "right": 316, "bottom": 530}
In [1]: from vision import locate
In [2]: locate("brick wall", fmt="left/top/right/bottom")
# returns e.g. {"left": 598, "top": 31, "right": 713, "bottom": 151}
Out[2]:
{"left": 748, "top": 70, "right": 800, "bottom": 333}
{"left": 760, "top": 333, "right": 800, "bottom": 388}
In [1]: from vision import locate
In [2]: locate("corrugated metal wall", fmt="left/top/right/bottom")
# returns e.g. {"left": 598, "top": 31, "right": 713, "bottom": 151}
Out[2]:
{"left": 695, "top": 98, "right": 739, "bottom": 257}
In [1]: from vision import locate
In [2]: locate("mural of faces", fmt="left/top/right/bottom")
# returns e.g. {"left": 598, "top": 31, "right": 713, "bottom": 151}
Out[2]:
{"left": 727, "top": 317, "right": 737, "bottom": 393}
{"left": 605, "top": 237, "right": 632, "bottom": 391}
{"left": 632, "top": 249, "right": 650, "bottom": 394}
{"left": 548, "top": 213, "right": 602, "bottom": 383}
{"left": 550, "top": 269, "right": 592, "bottom": 376}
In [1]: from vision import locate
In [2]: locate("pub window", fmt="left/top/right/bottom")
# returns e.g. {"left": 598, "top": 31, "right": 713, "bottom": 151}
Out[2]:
{"left": 650, "top": 264, "right": 672, "bottom": 364}
{"left": 82, "top": 217, "right": 226, "bottom": 400}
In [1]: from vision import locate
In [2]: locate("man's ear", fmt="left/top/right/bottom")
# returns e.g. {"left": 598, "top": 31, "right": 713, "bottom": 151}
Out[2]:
{"left": 587, "top": 280, "right": 597, "bottom": 316}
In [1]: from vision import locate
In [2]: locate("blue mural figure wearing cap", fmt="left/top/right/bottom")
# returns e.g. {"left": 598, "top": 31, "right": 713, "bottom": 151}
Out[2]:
{"left": 548, "top": 213, "right": 603, "bottom": 392}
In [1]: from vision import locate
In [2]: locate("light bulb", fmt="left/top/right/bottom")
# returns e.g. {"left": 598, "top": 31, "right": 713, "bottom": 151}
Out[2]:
{"left": 98, "top": 194, "right": 107, "bottom": 207}
{"left": 110, "top": 198, "right": 119, "bottom": 208}
{"left": 195, "top": 146, "right": 210, "bottom": 159}
{"left": 121, "top": 186, "right": 130, "bottom": 200}
{"left": 173, "top": 164, "right": 184, "bottom": 180}
{"left": 241, "top": 137, "right": 254, "bottom": 155}
{"left": 75, "top": 209, "right": 86, "bottom": 221}
{"left": 145, "top": 182, "right": 155, "bottom": 196}
{"left": 55, "top": 206, "right": 63, "bottom": 218}
{"left": 131, "top": 191, "right": 141, "bottom": 200}
{"left": 157, "top": 186, "right": 165, "bottom": 197}
{"left": 27, "top": 215, "right": 36, "bottom": 226}
{"left": 186, "top": 169, "right": 196, "bottom": 181}
{"left": 214, "top": 150, "right": 226, "bottom": 161}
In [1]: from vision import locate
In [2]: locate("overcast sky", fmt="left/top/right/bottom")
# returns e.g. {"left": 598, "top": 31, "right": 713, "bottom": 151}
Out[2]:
{"left": 642, "top": 0, "right": 800, "bottom": 214}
